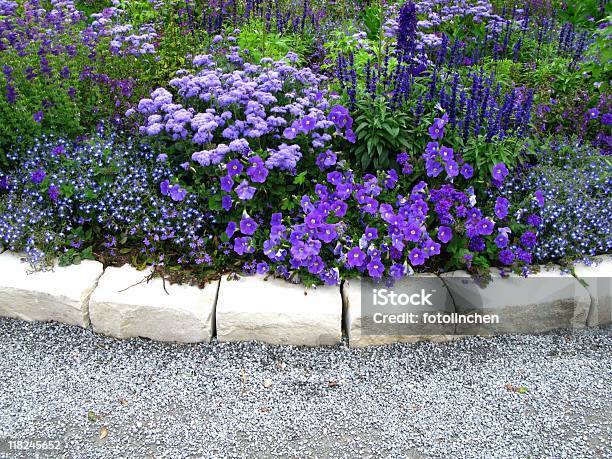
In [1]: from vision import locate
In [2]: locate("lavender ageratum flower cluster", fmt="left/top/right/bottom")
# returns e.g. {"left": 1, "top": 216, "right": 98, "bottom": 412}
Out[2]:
{"left": 133, "top": 42, "right": 354, "bottom": 174}
{"left": 0, "top": 131, "right": 212, "bottom": 268}
{"left": 500, "top": 141, "right": 611, "bottom": 263}
{"left": 90, "top": 7, "right": 158, "bottom": 56}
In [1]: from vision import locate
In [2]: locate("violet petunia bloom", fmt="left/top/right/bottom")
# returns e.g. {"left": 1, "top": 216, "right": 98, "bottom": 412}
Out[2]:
{"left": 220, "top": 175, "right": 234, "bottom": 193}
{"left": 226, "top": 221, "right": 237, "bottom": 239}
{"left": 409, "top": 248, "right": 426, "bottom": 266}
{"left": 460, "top": 163, "right": 474, "bottom": 179}
{"left": 48, "top": 185, "right": 60, "bottom": 202}
{"left": 227, "top": 159, "right": 243, "bottom": 177}
{"left": 367, "top": 258, "right": 385, "bottom": 278}
{"left": 346, "top": 247, "right": 366, "bottom": 268}
{"left": 30, "top": 169, "right": 46, "bottom": 184}
{"left": 160, "top": 180, "right": 170, "bottom": 195}
{"left": 499, "top": 249, "right": 514, "bottom": 265}
{"left": 492, "top": 163, "right": 509, "bottom": 182}
{"left": 233, "top": 237, "right": 253, "bottom": 255}
{"left": 169, "top": 185, "right": 186, "bottom": 202}
{"left": 240, "top": 216, "right": 258, "bottom": 235}
{"left": 235, "top": 180, "right": 256, "bottom": 200}
{"left": 437, "top": 226, "right": 452, "bottom": 243}
{"left": 222, "top": 195, "right": 232, "bottom": 211}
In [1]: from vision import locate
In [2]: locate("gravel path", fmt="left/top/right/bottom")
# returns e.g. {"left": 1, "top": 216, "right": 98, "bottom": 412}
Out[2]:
{"left": 0, "top": 318, "right": 610, "bottom": 459}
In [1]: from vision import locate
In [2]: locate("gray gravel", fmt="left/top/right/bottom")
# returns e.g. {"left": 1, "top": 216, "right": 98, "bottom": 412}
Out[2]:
{"left": 0, "top": 318, "right": 610, "bottom": 459}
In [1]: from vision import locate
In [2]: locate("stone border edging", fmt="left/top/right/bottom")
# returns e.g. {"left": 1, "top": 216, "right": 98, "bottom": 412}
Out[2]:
{"left": 0, "top": 251, "right": 610, "bottom": 346}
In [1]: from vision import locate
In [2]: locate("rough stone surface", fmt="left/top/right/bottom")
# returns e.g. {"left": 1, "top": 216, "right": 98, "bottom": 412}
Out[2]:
{"left": 441, "top": 266, "right": 591, "bottom": 335}
{"left": 216, "top": 275, "right": 342, "bottom": 346}
{"left": 0, "top": 251, "right": 103, "bottom": 327}
{"left": 343, "top": 275, "right": 458, "bottom": 348}
{"left": 89, "top": 265, "right": 217, "bottom": 343}
{"left": 1, "top": 317, "right": 610, "bottom": 459}
{"left": 573, "top": 255, "right": 612, "bottom": 327}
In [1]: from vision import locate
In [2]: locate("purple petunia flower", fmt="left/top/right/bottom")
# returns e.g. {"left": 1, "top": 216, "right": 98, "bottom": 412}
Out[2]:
{"left": 227, "top": 159, "right": 243, "bottom": 177}
{"left": 33, "top": 110, "right": 44, "bottom": 123}
{"left": 220, "top": 175, "right": 234, "bottom": 193}
{"left": 48, "top": 184, "right": 60, "bottom": 202}
{"left": 445, "top": 160, "right": 459, "bottom": 177}
{"left": 346, "top": 247, "right": 366, "bottom": 268}
{"left": 516, "top": 248, "right": 532, "bottom": 264}
{"left": 236, "top": 180, "right": 256, "bottom": 200}
{"left": 256, "top": 262, "right": 269, "bottom": 275}
{"left": 460, "top": 163, "right": 474, "bottom": 179}
{"left": 389, "top": 263, "right": 406, "bottom": 279}
{"left": 345, "top": 129, "right": 356, "bottom": 143}
{"left": 469, "top": 236, "right": 486, "bottom": 252}
{"left": 477, "top": 218, "right": 494, "bottom": 235}
{"left": 327, "top": 105, "right": 352, "bottom": 129}
{"left": 494, "top": 233, "right": 508, "bottom": 248}
{"left": 240, "top": 216, "right": 258, "bottom": 235}
{"left": 499, "top": 249, "right": 514, "bottom": 265}
{"left": 409, "top": 248, "right": 426, "bottom": 266}
{"left": 367, "top": 258, "right": 385, "bottom": 278}
{"left": 520, "top": 231, "right": 537, "bottom": 249}
{"left": 364, "top": 227, "right": 378, "bottom": 241}
{"left": 169, "top": 184, "right": 187, "bottom": 202}
{"left": 301, "top": 116, "right": 317, "bottom": 132}
{"left": 492, "top": 163, "right": 509, "bottom": 182}
{"left": 494, "top": 197, "right": 509, "bottom": 219}
{"left": 437, "top": 226, "right": 452, "bottom": 243}
{"left": 234, "top": 236, "right": 253, "bottom": 255}
{"left": 30, "top": 169, "right": 46, "bottom": 184}
{"left": 226, "top": 221, "right": 237, "bottom": 239}
{"left": 222, "top": 195, "right": 233, "bottom": 211}
{"left": 428, "top": 117, "right": 446, "bottom": 140}
{"left": 526, "top": 214, "right": 542, "bottom": 227}
{"left": 247, "top": 156, "right": 268, "bottom": 183}
{"left": 160, "top": 180, "right": 170, "bottom": 195}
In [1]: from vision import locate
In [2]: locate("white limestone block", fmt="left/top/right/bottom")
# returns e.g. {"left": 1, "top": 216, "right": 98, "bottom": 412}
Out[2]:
{"left": 0, "top": 251, "right": 103, "bottom": 327}
{"left": 216, "top": 275, "right": 342, "bottom": 346}
{"left": 441, "top": 266, "right": 591, "bottom": 334}
{"left": 573, "top": 256, "right": 612, "bottom": 326}
{"left": 342, "top": 275, "right": 458, "bottom": 348}
{"left": 89, "top": 265, "right": 217, "bottom": 343}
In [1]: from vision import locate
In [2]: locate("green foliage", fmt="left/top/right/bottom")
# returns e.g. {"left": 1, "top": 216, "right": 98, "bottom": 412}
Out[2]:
{"left": 360, "top": 5, "right": 382, "bottom": 41}
{"left": 352, "top": 97, "right": 412, "bottom": 170}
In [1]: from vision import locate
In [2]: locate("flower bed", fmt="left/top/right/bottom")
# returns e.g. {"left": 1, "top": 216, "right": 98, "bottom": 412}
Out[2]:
{"left": 0, "top": 0, "right": 610, "bottom": 290}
